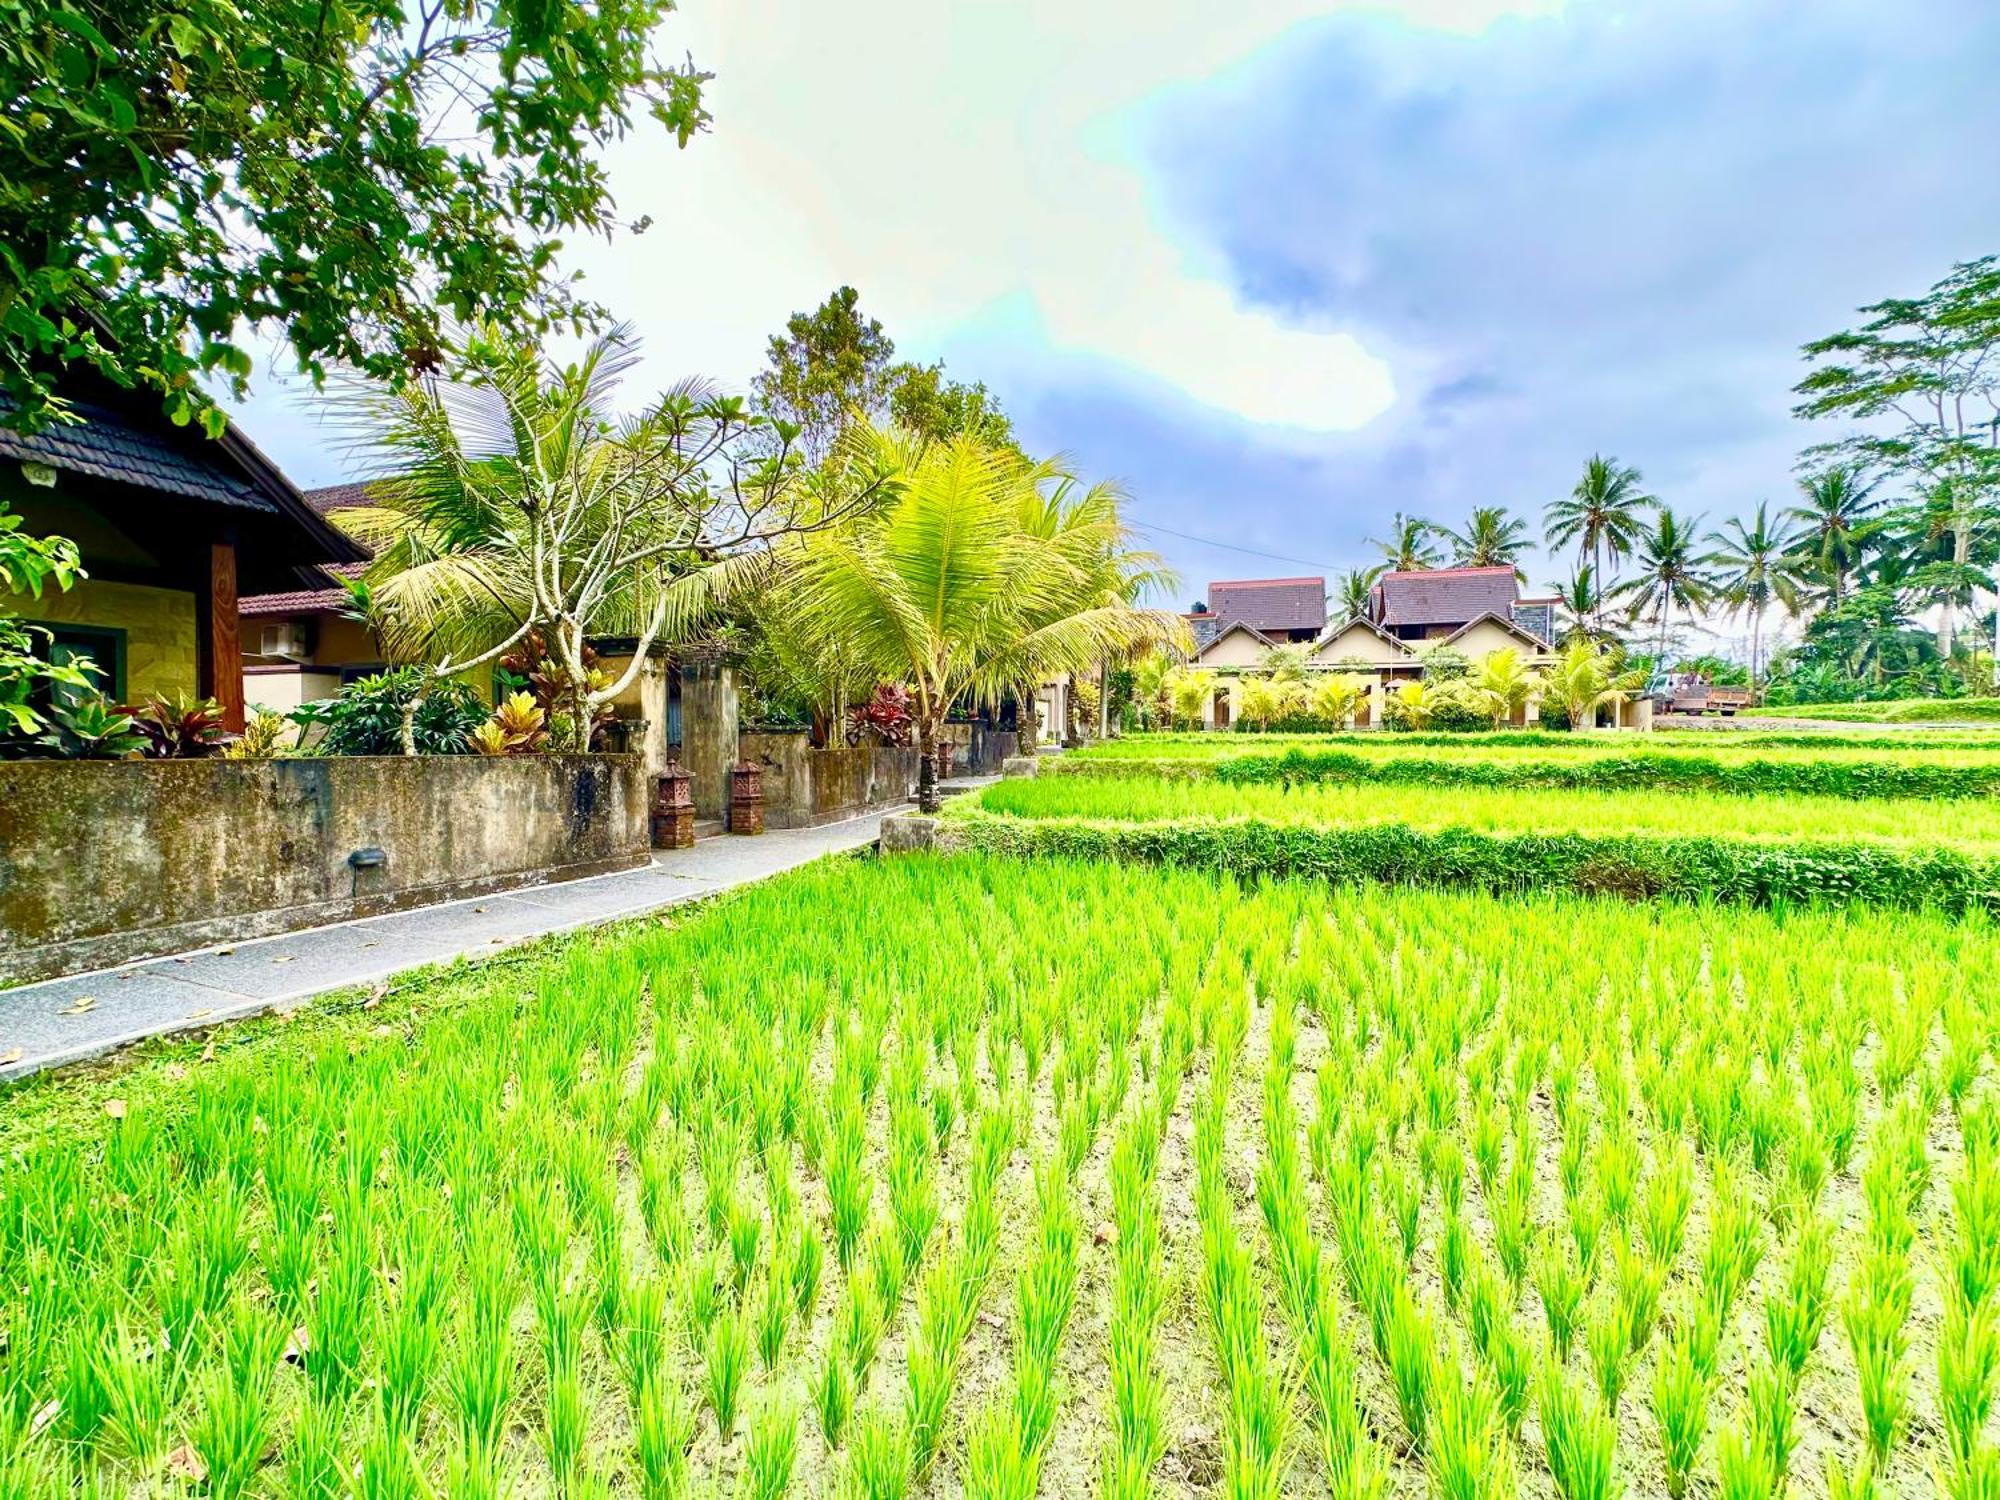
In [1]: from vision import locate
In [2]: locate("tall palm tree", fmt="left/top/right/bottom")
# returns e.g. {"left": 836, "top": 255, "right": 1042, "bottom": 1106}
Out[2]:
{"left": 1551, "top": 567, "right": 1604, "bottom": 646}
{"left": 1544, "top": 456, "right": 1657, "bottom": 626}
{"left": 1442, "top": 506, "right": 1531, "bottom": 575}
{"left": 1784, "top": 466, "right": 1881, "bottom": 608}
{"left": 1613, "top": 508, "right": 1713, "bottom": 660}
{"left": 1370, "top": 512, "right": 1442, "bottom": 572}
{"left": 786, "top": 434, "right": 1185, "bottom": 810}
{"left": 1333, "top": 565, "right": 1383, "bottom": 621}
{"left": 1705, "top": 503, "right": 1803, "bottom": 690}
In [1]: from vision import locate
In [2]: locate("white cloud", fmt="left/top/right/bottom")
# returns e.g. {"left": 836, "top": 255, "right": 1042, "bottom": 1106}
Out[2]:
{"left": 567, "top": 0, "right": 1562, "bottom": 430}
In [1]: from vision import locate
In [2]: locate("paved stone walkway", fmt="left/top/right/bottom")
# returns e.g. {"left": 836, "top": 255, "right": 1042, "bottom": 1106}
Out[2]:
{"left": 0, "top": 807, "right": 920, "bottom": 1083}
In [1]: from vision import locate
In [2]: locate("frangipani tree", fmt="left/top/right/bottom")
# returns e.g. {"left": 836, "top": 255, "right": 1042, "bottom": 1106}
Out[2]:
{"left": 338, "top": 326, "right": 890, "bottom": 750}
{"left": 785, "top": 433, "right": 1186, "bottom": 810}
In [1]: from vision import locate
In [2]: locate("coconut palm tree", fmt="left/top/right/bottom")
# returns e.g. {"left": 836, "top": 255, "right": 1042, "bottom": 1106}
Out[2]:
{"left": 1164, "top": 667, "right": 1218, "bottom": 728}
{"left": 1551, "top": 567, "right": 1606, "bottom": 646}
{"left": 785, "top": 433, "right": 1186, "bottom": 810}
{"left": 1705, "top": 503, "right": 1804, "bottom": 690}
{"left": 1471, "top": 648, "right": 1540, "bottom": 727}
{"left": 1370, "top": 513, "right": 1443, "bottom": 572}
{"left": 1333, "top": 565, "right": 1383, "bottom": 621}
{"left": 1544, "top": 456, "right": 1657, "bottom": 626}
{"left": 1308, "top": 673, "right": 1367, "bottom": 729}
{"left": 1614, "top": 508, "right": 1714, "bottom": 660}
{"left": 1785, "top": 466, "right": 1881, "bottom": 608}
{"left": 1442, "top": 506, "right": 1531, "bottom": 575}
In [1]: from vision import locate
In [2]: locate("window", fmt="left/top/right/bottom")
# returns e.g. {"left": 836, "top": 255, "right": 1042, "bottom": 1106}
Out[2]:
{"left": 34, "top": 623, "right": 126, "bottom": 704}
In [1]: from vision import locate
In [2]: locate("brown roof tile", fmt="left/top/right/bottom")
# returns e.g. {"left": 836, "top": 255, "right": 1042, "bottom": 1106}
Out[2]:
{"left": 1371, "top": 566, "right": 1520, "bottom": 629}
{"left": 1206, "top": 576, "right": 1326, "bottom": 633}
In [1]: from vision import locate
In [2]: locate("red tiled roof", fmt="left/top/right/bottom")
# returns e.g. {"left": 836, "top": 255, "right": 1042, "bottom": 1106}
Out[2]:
{"left": 1207, "top": 576, "right": 1326, "bottom": 633}
{"left": 238, "top": 562, "right": 366, "bottom": 618}
{"left": 1371, "top": 566, "right": 1520, "bottom": 629}
{"left": 303, "top": 481, "right": 376, "bottom": 515}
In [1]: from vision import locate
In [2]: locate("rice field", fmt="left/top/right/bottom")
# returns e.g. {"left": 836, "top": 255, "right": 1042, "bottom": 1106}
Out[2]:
{"left": 6, "top": 853, "right": 2000, "bottom": 1500}
{"left": 965, "top": 772, "right": 2000, "bottom": 852}
{"left": 1072, "top": 733, "right": 2000, "bottom": 768}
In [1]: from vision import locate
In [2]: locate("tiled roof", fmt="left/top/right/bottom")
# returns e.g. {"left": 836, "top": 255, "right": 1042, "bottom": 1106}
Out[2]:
{"left": 1371, "top": 566, "right": 1520, "bottom": 629}
{"left": 1508, "top": 599, "right": 1556, "bottom": 647}
{"left": 0, "top": 398, "right": 277, "bottom": 512}
{"left": 239, "top": 563, "right": 365, "bottom": 618}
{"left": 303, "top": 482, "right": 376, "bottom": 515}
{"left": 1206, "top": 576, "right": 1326, "bottom": 633}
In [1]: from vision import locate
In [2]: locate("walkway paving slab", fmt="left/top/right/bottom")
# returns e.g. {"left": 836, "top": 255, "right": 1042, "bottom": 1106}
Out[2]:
{"left": 0, "top": 800, "right": 937, "bottom": 1083}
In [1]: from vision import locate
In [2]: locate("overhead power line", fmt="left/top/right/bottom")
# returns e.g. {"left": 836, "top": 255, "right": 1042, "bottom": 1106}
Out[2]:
{"left": 1129, "top": 520, "right": 1346, "bottom": 575}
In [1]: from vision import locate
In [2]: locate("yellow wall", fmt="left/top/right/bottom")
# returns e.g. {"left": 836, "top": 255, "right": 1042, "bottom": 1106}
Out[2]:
{"left": 1196, "top": 627, "right": 1274, "bottom": 667}
{"left": 1452, "top": 619, "right": 1545, "bottom": 658}
{"left": 1310, "top": 623, "right": 1413, "bottom": 666}
{"left": 10, "top": 578, "right": 198, "bottom": 702}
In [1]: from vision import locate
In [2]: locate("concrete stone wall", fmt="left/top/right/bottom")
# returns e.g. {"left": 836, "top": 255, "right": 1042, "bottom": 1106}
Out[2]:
{"left": 8, "top": 577, "right": 198, "bottom": 702}
{"left": 738, "top": 726, "right": 1019, "bottom": 829}
{"left": 0, "top": 754, "right": 649, "bottom": 983}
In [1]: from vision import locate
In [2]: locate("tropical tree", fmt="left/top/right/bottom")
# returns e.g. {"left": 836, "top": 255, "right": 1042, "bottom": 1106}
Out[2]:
{"left": 1705, "top": 503, "right": 1805, "bottom": 690}
{"left": 1785, "top": 467, "right": 1882, "bottom": 608}
{"left": 1614, "top": 508, "right": 1714, "bottom": 660}
{"left": 786, "top": 435, "right": 1186, "bottom": 810}
{"left": 1471, "top": 648, "right": 1540, "bottom": 728}
{"left": 1542, "top": 640, "right": 1641, "bottom": 732}
{"left": 337, "top": 326, "right": 884, "bottom": 752}
{"left": 1551, "top": 568, "right": 1607, "bottom": 647}
{"left": 1796, "top": 257, "right": 2000, "bottom": 662}
{"left": 1544, "top": 456, "right": 1656, "bottom": 625}
{"left": 2, "top": 0, "right": 710, "bottom": 436}
{"left": 1442, "top": 506, "right": 1531, "bottom": 574}
{"left": 1308, "top": 673, "right": 1367, "bottom": 729}
{"left": 1237, "top": 675, "right": 1303, "bottom": 732}
{"left": 1261, "top": 645, "right": 1311, "bottom": 682}
{"left": 1165, "top": 667, "right": 1219, "bottom": 729}
{"left": 1333, "top": 566, "right": 1384, "bottom": 621}
{"left": 1388, "top": 679, "right": 1436, "bottom": 731}
{"left": 1370, "top": 513, "right": 1443, "bottom": 572}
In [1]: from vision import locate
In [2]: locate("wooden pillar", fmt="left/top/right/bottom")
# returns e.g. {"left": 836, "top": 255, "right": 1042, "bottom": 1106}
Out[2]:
{"left": 198, "top": 540, "right": 245, "bottom": 731}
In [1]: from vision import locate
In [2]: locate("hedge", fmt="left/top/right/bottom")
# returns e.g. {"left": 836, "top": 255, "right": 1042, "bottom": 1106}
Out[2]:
{"left": 1046, "top": 747, "right": 2000, "bottom": 800}
{"left": 929, "top": 810, "right": 2000, "bottom": 913}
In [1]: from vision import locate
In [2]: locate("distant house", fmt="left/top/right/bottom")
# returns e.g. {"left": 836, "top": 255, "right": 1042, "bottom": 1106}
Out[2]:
{"left": 237, "top": 484, "right": 388, "bottom": 712}
{"left": 1184, "top": 563, "right": 1643, "bottom": 729}
{"left": 1, "top": 372, "right": 366, "bottom": 730}
{"left": 1186, "top": 576, "right": 1326, "bottom": 651}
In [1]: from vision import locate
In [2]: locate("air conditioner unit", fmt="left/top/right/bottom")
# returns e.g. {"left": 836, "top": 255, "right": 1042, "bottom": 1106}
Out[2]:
{"left": 259, "top": 623, "right": 309, "bottom": 661}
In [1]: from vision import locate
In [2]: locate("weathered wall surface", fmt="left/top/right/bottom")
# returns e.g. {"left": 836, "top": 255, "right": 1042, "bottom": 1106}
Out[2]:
{"left": 739, "top": 726, "right": 1019, "bottom": 829}
{"left": 0, "top": 755, "right": 649, "bottom": 983}
{"left": 8, "top": 578, "right": 198, "bottom": 701}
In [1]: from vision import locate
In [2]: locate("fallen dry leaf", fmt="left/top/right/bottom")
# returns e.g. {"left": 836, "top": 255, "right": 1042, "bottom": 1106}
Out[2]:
{"left": 1093, "top": 1221, "right": 1119, "bottom": 1247}
{"left": 216, "top": 947, "right": 234, "bottom": 956}
{"left": 473, "top": 905, "right": 486, "bottom": 913}
{"left": 362, "top": 982, "right": 388, "bottom": 1009}
{"left": 271, "top": 954, "right": 295, "bottom": 965}
{"left": 371, "top": 1024, "right": 394, "bottom": 1039}
{"left": 29, "top": 1398, "right": 60, "bottom": 1435}
{"left": 186, "top": 1008, "right": 212, "bottom": 1021}
{"left": 199, "top": 1037, "right": 218, "bottom": 1064}
{"left": 60, "top": 995, "right": 97, "bottom": 1015}
{"left": 165, "top": 1444, "right": 207, "bottom": 1482}
{"left": 163, "top": 1064, "right": 188, "bottom": 1082}
{"left": 0, "top": 1047, "right": 22, "bottom": 1066}
{"left": 282, "top": 1326, "right": 310, "bottom": 1365}
{"left": 104, "top": 1099, "right": 127, "bottom": 1120}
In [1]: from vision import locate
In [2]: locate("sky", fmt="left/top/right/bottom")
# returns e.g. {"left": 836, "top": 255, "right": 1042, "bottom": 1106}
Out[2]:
{"left": 235, "top": 0, "right": 2000, "bottom": 653}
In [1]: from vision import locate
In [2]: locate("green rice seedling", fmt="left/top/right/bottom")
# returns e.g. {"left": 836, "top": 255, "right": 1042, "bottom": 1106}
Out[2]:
{"left": 1534, "top": 1233, "right": 1589, "bottom": 1361}
{"left": 1540, "top": 1359, "right": 1618, "bottom": 1500}
{"left": 1585, "top": 1297, "right": 1631, "bottom": 1411}
{"left": 1491, "top": 1168, "right": 1534, "bottom": 1289}
{"left": 791, "top": 1222, "right": 825, "bottom": 1320}
{"left": 1950, "top": 1104, "right": 2000, "bottom": 1310}
{"left": 962, "top": 1405, "right": 1034, "bottom": 1500}
{"left": 1700, "top": 1158, "right": 1765, "bottom": 1322}
{"left": 93, "top": 1321, "right": 174, "bottom": 1477}
{"left": 1304, "top": 1294, "right": 1392, "bottom": 1500}
{"left": 1938, "top": 1295, "right": 2000, "bottom": 1463}
{"left": 618, "top": 1274, "right": 672, "bottom": 1402}
{"left": 1942, "top": 1443, "right": 2000, "bottom": 1500}
{"left": 376, "top": 1279, "right": 442, "bottom": 1441}
{"left": 740, "top": 1397, "right": 799, "bottom": 1500}
{"left": 1825, "top": 1452, "right": 1878, "bottom": 1500}
{"left": 188, "top": 1298, "right": 286, "bottom": 1500}
{"left": 1640, "top": 1141, "right": 1694, "bottom": 1271}
{"left": 1439, "top": 1203, "right": 1472, "bottom": 1311}
{"left": 1651, "top": 1322, "right": 1711, "bottom": 1500}
{"left": 1381, "top": 1158, "right": 1423, "bottom": 1265}
{"left": 825, "top": 1098, "right": 873, "bottom": 1273}
{"left": 1567, "top": 1188, "right": 1606, "bottom": 1273}
{"left": 352, "top": 1418, "right": 429, "bottom": 1500}
{"left": 1427, "top": 1366, "right": 1513, "bottom": 1500}
{"left": 727, "top": 1195, "right": 763, "bottom": 1298}
{"left": 635, "top": 1370, "right": 695, "bottom": 1500}
{"left": 839, "top": 1406, "right": 912, "bottom": 1500}
{"left": 1842, "top": 1247, "right": 1913, "bottom": 1462}
{"left": 1614, "top": 1238, "right": 1667, "bottom": 1356}
{"left": 542, "top": 1346, "right": 588, "bottom": 1493}
{"left": 1381, "top": 1283, "right": 1439, "bottom": 1451}
{"left": 1763, "top": 1216, "right": 1832, "bottom": 1382}
{"left": 706, "top": 1304, "right": 752, "bottom": 1441}
{"left": 639, "top": 1139, "right": 693, "bottom": 1268}
{"left": 1745, "top": 1357, "right": 1798, "bottom": 1486}
{"left": 279, "top": 1393, "right": 345, "bottom": 1500}
{"left": 838, "top": 1277, "right": 887, "bottom": 1382}
{"left": 814, "top": 1346, "right": 857, "bottom": 1449}
{"left": 55, "top": 1319, "right": 111, "bottom": 1450}
{"left": 680, "top": 1247, "right": 726, "bottom": 1340}
{"left": 1714, "top": 1417, "right": 1778, "bottom": 1500}
{"left": 756, "top": 1261, "right": 792, "bottom": 1372}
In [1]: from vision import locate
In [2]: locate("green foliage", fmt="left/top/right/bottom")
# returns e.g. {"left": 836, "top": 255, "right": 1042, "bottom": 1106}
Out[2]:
{"left": 293, "top": 667, "right": 485, "bottom": 756}
{"left": 0, "top": 0, "right": 709, "bottom": 435}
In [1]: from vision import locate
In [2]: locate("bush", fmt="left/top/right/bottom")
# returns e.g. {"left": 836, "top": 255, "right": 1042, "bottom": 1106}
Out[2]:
{"left": 935, "top": 810, "right": 2000, "bottom": 913}
{"left": 293, "top": 667, "right": 486, "bottom": 756}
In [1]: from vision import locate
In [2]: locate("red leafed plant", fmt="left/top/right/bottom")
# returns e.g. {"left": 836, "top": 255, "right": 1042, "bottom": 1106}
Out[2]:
{"left": 844, "top": 683, "right": 914, "bottom": 747}
{"left": 123, "top": 692, "right": 230, "bottom": 758}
